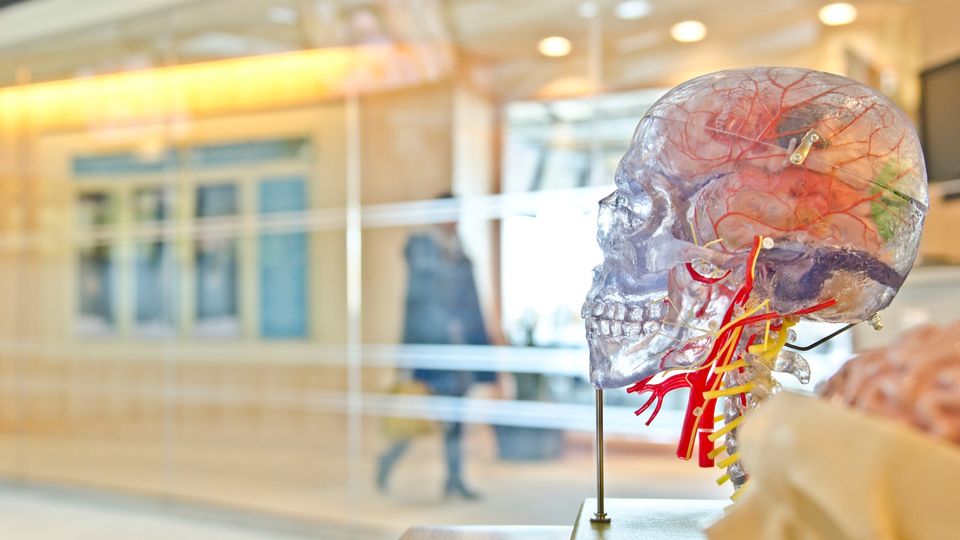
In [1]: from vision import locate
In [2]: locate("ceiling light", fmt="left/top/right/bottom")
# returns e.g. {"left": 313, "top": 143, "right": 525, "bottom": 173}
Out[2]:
{"left": 577, "top": 1, "right": 598, "bottom": 18}
{"left": 670, "top": 21, "right": 707, "bottom": 43}
{"left": 538, "top": 36, "right": 572, "bottom": 58}
{"left": 818, "top": 3, "right": 857, "bottom": 26}
{"left": 616, "top": 0, "right": 652, "bottom": 20}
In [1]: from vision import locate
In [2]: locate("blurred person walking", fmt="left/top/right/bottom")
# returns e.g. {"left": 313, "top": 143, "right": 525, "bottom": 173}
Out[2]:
{"left": 377, "top": 195, "right": 491, "bottom": 500}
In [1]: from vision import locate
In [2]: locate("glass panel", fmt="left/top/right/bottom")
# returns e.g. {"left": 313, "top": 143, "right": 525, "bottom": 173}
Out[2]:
{"left": 196, "top": 183, "right": 238, "bottom": 218}
{"left": 134, "top": 188, "right": 176, "bottom": 335}
{"left": 503, "top": 90, "right": 667, "bottom": 194}
{"left": 0, "top": 0, "right": 948, "bottom": 537}
{"left": 73, "top": 150, "right": 178, "bottom": 178}
{"left": 134, "top": 241, "right": 176, "bottom": 335}
{"left": 76, "top": 192, "right": 116, "bottom": 335}
{"left": 169, "top": 229, "right": 348, "bottom": 521}
{"left": 361, "top": 215, "right": 723, "bottom": 532}
{"left": 76, "top": 244, "right": 115, "bottom": 335}
{"left": 76, "top": 192, "right": 115, "bottom": 227}
{"left": 500, "top": 209, "right": 600, "bottom": 347}
{"left": 191, "top": 139, "right": 309, "bottom": 169}
{"left": 133, "top": 187, "right": 172, "bottom": 222}
{"left": 195, "top": 183, "right": 239, "bottom": 337}
{"left": 258, "top": 177, "right": 308, "bottom": 338}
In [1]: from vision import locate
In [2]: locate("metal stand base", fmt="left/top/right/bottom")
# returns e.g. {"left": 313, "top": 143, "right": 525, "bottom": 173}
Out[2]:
{"left": 574, "top": 498, "right": 726, "bottom": 538}
{"left": 590, "top": 388, "right": 610, "bottom": 525}
{"left": 590, "top": 514, "right": 611, "bottom": 525}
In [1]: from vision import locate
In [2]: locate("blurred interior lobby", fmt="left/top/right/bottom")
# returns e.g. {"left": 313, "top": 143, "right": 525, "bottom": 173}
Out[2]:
{"left": 0, "top": 0, "right": 958, "bottom": 538}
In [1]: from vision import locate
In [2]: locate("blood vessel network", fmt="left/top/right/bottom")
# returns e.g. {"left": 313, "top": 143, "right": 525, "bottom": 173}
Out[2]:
{"left": 581, "top": 67, "right": 927, "bottom": 498}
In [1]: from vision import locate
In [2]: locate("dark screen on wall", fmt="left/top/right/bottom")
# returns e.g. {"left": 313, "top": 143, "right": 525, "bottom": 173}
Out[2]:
{"left": 921, "top": 59, "right": 960, "bottom": 182}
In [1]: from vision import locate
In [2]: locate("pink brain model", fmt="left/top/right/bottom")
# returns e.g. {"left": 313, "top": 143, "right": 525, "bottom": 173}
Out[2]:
{"left": 582, "top": 67, "right": 928, "bottom": 496}
{"left": 820, "top": 323, "right": 960, "bottom": 446}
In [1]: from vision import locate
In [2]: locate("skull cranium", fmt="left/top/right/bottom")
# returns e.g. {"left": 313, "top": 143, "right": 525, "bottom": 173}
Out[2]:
{"left": 583, "top": 67, "right": 927, "bottom": 390}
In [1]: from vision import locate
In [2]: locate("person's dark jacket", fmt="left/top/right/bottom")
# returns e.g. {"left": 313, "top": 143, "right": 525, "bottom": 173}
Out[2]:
{"left": 403, "top": 231, "right": 492, "bottom": 396}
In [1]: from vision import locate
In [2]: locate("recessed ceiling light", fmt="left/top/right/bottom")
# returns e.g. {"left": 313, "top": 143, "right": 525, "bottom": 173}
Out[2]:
{"left": 577, "top": 1, "right": 598, "bottom": 19}
{"left": 670, "top": 20, "right": 707, "bottom": 43}
{"left": 538, "top": 36, "right": 572, "bottom": 58}
{"left": 616, "top": 0, "right": 652, "bottom": 20}
{"left": 818, "top": 3, "right": 858, "bottom": 26}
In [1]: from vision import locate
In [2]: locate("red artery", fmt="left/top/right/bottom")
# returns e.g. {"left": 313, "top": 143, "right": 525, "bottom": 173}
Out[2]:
{"left": 685, "top": 262, "right": 731, "bottom": 284}
{"left": 629, "top": 236, "right": 834, "bottom": 468}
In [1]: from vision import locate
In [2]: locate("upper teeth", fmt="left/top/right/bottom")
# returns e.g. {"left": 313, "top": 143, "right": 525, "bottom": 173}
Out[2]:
{"left": 582, "top": 300, "right": 664, "bottom": 338}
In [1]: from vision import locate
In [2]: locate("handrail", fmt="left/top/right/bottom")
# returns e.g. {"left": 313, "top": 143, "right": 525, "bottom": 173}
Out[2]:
{"left": 0, "top": 341, "right": 588, "bottom": 376}
{"left": 0, "top": 375, "right": 682, "bottom": 440}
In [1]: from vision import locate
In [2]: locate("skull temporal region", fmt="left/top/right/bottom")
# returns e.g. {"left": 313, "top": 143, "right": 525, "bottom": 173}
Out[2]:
{"left": 584, "top": 67, "right": 927, "bottom": 390}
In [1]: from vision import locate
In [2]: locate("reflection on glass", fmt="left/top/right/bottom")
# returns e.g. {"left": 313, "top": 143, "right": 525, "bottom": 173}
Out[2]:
{"left": 135, "top": 188, "right": 176, "bottom": 335}
{"left": 134, "top": 187, "right": 171, "bottom": 222}
{"left": 503, "top": 89, "right": 666, "bottom": 193}
{"left": 77, "top": 244, "right": 114, "bottom": 335}
{"left": 76, "top": 192, "right": 114, "bottom": 227}
{"left": 538, "top": 148, "right": 590, "bottom": 190}
{"left": 500, "top": 211, "right": 600, "bottom": 347}
{"left": 135, "top": 242, "right": 176, "bottom": 335}
{"left": 195, "top": 183, "right": 239, "bottom": 337}
{"left": 76, "top": 192, "right": 115, "bottom": 335}
{"left": 258, "top": 177, "right": 308, "bottom": 338}
{"left": 196, "top": 183, "right": 238, "bottom": 217}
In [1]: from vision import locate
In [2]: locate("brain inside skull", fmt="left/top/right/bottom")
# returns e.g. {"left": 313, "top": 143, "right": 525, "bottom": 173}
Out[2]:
{"left": 582, "top": 67, "right": 927, "bottom": 489}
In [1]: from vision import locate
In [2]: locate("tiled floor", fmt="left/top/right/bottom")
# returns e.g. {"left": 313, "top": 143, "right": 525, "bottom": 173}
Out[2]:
{"left": 0, "top": 434, "right": 725, "bottom": 540}
{"left": 0, "top": 484, "right": 325, "bottom": 540}
{"left": 0, "top": 423, "right": 727, "bottom": 539}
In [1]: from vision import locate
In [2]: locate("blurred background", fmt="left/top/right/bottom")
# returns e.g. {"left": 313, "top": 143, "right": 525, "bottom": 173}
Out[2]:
{"left": 0, "top": 0, "right": 958, "bottom": 538}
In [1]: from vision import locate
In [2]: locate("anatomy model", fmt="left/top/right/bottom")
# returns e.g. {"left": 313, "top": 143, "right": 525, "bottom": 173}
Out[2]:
{"left": 820, "top": 322, "right": 960, "bottom": 445}
{"left": 582, "top": 67, "right": 927, "bottom": 498}
{"left": 708, "top": 325, "right": 960, "bottom": 539}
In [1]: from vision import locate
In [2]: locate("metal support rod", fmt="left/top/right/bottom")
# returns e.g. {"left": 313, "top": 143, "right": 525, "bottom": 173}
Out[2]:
{"left": 783, "top": 313, "right": 882, "bottom": 352}
{"left": 591, "top": 388, "right": 611, "bottom": 524}
{"left": 783, "top": 322, "right": 856, "bottom": 351}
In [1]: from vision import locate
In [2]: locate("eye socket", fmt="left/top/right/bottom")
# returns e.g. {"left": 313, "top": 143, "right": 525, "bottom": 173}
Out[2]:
{"left": 598, "top": 191, "right": 651, "bottom": 235}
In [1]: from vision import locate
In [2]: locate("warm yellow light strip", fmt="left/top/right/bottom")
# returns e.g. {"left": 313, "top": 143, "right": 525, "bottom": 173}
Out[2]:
{"left": 0, "top": 43, "right": 441, "bottom": 132}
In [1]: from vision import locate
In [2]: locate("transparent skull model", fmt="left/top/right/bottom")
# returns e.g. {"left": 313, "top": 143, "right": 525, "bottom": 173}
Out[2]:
{"left": 582, "top": 67, "right": 927, "bottom": 494}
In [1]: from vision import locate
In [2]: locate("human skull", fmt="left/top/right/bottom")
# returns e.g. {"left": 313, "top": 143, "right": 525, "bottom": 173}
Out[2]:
{"left": 584, "top": 67, "right": 927, "bottom": 389}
